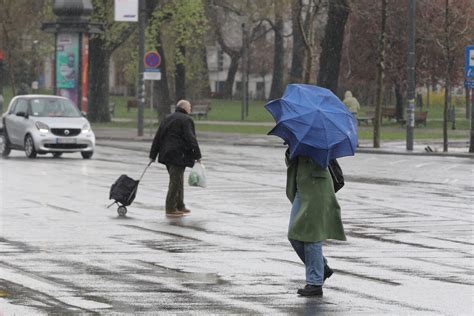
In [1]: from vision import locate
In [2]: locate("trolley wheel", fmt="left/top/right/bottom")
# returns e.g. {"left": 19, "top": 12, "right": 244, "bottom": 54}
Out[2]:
{"left": 117, "top": 206, "right": 127, "bottom": 216}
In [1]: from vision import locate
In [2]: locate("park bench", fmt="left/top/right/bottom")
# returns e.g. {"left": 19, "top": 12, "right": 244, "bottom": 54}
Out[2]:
{"left": 189, "top": 100, "right": 211, "bottom": 120}
{"left": 170, "top": 100, "right": 212, "bottom": 120}
{"left": 127, "top": 99, "right": 138, "bottom": 112}
{"left": 415, "top": 111, "right": 428, "bottom": 127}
{"left": 382, "top": 108, "right": 397, "bottom": 121}
{"left": 399, "top": 111, "right": 429, "bottom": 127}
{"left": 357, "top": 111, "right": 375, "bottom": 126}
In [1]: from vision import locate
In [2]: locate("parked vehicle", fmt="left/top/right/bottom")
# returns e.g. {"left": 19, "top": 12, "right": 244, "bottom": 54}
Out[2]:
{"left": 0, "top": 95, "right": 95, "bottom": 159}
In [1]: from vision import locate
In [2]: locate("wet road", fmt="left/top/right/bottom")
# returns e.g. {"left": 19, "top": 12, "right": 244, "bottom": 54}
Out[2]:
{"left": 0, "top": 141, "right": 473, "bottom": 315}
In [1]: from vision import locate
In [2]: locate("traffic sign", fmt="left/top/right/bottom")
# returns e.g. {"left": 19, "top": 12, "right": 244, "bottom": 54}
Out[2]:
{"left": 144, "top": 51, "right": 161, "bottom": 68}
{"left": 144, "top": 68, "right": 161, "bottom": 80}
{"left": 465, "top": 45, "right": 474, "bottom": 78}
{"left": 465, "top": 79, "right": 474, "bottom": 89}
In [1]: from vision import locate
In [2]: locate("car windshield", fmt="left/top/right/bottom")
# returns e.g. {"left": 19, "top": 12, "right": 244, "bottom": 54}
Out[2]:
{"left": 30, "top": 98, "right": 81, "bottom": 118}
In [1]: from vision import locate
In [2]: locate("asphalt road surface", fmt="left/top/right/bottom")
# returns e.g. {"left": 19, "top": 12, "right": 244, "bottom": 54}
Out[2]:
{"left": 1, "top": 141, "right": 472, "bottom": 315}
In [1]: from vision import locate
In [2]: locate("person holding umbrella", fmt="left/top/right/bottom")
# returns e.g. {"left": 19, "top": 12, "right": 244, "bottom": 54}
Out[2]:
{"left": 266, "top": 84, "right": 357, "bottom": 296}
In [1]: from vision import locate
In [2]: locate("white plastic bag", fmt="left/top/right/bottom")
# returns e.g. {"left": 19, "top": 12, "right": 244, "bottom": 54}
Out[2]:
{"left": 188, "top": 162, "right": 207, "bottom": 188}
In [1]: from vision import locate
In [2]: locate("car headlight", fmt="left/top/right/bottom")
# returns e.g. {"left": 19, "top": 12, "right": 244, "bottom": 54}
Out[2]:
{"left": 35, "top": 121, "right": 49, "bottom": 133}
{"left": 82, "top": 123, "right": 91, "bottom": 133}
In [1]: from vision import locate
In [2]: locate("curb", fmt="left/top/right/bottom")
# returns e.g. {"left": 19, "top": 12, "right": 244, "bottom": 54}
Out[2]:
{"left": 95, "top": 133, "right": 474, "bottom": 159}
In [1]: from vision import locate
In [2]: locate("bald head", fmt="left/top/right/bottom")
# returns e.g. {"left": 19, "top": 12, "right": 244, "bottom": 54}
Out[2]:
{"left": 176, "top": 99, "right": 192, "bottom": 113}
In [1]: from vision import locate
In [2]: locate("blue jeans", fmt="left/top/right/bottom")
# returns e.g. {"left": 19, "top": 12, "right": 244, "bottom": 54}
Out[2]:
{"left": 288, "top": 192, "right": 326, "bottom": 286}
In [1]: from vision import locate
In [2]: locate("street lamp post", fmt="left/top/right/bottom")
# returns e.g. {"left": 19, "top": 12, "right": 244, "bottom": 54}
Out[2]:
{"left": 0, "top": 49, "right": 4, "bottom": 113}
{"left": 406, "top": 0, "right": 416, "bottom": 150}
{"left": 137, "top": 0, "right": 146, "bottom": 136}
{"left": 32, "top": 40, "right": 39, "bottom": 92}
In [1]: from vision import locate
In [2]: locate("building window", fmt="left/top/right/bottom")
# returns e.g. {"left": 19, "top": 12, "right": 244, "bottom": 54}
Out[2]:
{"left": 217, "top": 50, "right": 224, "bottom": 71}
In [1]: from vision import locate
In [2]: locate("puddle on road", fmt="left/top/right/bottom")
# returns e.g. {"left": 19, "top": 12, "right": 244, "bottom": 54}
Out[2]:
{"left": 138, "top": 261, "right": 229, "bottom": 286}
{"left": 0, "top": 278, "right": 92, "bottom": 314}
{"left": 0, "top": 238, "right": 39, "bottom": 253}
{"left": 121, "top": 224, "right": 201, "bottom": 241}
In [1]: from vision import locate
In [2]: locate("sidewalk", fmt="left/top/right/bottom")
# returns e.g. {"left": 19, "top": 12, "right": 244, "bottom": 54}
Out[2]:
{"left": 93, "top": 127, "right": 474, "bottom": 159}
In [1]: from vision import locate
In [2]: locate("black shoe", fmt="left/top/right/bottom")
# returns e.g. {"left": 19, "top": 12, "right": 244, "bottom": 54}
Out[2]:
{"left": 297, "top": 284, "right": 323, "bottom": 296}
{"left": 324, "top": 264, "right": 333, "bottom": 281}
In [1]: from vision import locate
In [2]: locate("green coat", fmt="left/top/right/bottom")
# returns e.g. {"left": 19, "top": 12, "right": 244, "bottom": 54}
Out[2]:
{"left": 343, "top": 91, "right": 360, "bottom": 114}
{"left": 286, "top": 156, "right": 346, "bottom": 242}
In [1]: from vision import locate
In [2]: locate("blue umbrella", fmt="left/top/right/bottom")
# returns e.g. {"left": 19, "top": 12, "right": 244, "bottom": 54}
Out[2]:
{"left": 265, "top": 84, "right": 358, "bottom": 168}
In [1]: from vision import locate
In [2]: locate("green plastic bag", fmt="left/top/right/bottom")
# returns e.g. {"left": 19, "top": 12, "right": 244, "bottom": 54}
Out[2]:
{"left": 188, "top": 162, "right": 207, "bottom": 188}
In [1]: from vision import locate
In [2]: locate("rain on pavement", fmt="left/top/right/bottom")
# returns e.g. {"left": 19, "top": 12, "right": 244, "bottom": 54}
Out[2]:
{"left": 0, "top": 140, "right": 473, "bottom": 314}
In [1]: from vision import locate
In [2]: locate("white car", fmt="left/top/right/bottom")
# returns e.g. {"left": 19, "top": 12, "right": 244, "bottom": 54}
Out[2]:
{"left": 0, "top": 95, "right": 95, "bottom": 159}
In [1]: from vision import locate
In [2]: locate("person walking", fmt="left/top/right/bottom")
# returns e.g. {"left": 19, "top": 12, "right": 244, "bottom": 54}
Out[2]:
{"left": 149, "top": 99, "right": 202, "bottom": 218}
{"left": 286, "top": 150, "right": 346, "bottom": 296}
{"left": 342, "top": 90, "right": 360, "bottom": 118}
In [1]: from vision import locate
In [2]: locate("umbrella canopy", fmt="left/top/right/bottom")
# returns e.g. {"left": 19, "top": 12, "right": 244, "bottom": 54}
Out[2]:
{"left": 265, "top": 84, "right": 358, "bottom": 168}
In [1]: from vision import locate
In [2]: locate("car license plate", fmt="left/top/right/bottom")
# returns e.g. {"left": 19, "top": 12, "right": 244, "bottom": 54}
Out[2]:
{"left": 57, "top": 138, "right": 77, "bottom": 144}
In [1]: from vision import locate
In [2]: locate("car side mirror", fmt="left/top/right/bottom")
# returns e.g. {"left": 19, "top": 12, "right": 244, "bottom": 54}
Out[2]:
{"left": 16, "top": 111, "right": 28, "bottom": 118}
{"left": 81, "top": 111, "right": 87, "bottom": 117}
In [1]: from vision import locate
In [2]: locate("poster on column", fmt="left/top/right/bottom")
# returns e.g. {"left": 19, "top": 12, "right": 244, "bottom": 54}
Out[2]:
{"left": 56, "top": 33, "right": 79, "bottom": 106}
{"left": 81, "top": 35, "right": 89, "bottom": 112}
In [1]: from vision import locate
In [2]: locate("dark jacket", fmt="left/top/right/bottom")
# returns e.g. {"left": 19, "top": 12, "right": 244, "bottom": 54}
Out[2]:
{"left": 149, "top": 108, "right": 201, "bottom": 167}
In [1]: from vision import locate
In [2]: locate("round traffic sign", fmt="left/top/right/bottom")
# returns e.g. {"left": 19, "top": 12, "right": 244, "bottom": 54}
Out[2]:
{"left": 144, "top": 51, "right": 161, "bottom": 68}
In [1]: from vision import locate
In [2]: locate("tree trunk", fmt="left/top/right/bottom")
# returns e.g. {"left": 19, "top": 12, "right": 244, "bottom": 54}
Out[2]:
{"left": 269, "top": 0, "right": 285, "bottom": 100}
{"left": 88, "top": 37, "right": 111, "bottom": 123}
{"left": 289, "top": 0, "right": 305, "bottom": 83}
{"left": 316, "top": 0, "right": 350, "bottom": 94}
{"left": 394, "top": 82, "right": 404, "bottom": 120}
{"left": 223, "top": 53, "right": 240, "bottom": 99}
{"left": 154, "top": 31, "right": 171, "bottom": 122}
{"left": 200, "top": 44, "right": 212, "bottom": 98}
{"left": 426, "top": 82, "right": 430, "bottom": 109}
{"left": 175, "top": 45, "right": 186, "bottom": 102}
{"left": 373, "top": 0, "right": 387, "bottom": 148}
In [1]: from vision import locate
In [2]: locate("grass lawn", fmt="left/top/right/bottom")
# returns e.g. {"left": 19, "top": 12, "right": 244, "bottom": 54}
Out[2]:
{"left": 2, "top": 86, "right": 472, "bottom": 141}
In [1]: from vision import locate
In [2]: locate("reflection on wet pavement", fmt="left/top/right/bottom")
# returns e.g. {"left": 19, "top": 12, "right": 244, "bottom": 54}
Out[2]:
{"left": 0, "top": 141, "right": 472, "bottom": 314}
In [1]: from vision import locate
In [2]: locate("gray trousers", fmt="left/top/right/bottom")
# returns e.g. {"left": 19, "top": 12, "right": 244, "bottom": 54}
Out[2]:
{"left": 166, "top": 165, "right": 186, "bottom": 213}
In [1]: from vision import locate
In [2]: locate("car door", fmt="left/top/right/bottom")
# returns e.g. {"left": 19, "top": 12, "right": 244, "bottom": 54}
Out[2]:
{"left": 6, "top": 99, "right": 29, "bottom": 146}
{"left": 4, "top": 100, "right": 18, "bottom": 144}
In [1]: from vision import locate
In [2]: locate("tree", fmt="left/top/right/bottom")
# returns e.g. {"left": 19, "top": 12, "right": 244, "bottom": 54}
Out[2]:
{"left": 249, "top": 29, "right": 273, "bottom": 98}
{"left": 289, "top": 0, "right": 306, "bottom": 83}
{"left": 153, "top": 30, "right": 172, "bottom": 121}
{"left": 268, "top": 0, "right": 285, "bottom": 99}
{"left": 88, "top": 0, "right": 137, "bottom": 122}
{"left": 205, "top": 0, "right": 276, "bottom": 99}
{"left": 0, "top": 0, "right": 51, "bottom": 95}
{"left": 432, "top": 0, "right": 472, "bottom": 152}
{"left": 205, "top": 1, "right": 245, "bottom": 99}
{"left": 317, "top": 0, "right": 350, "bottom": 94}
{"left": 160, "top": 0, "right": 208, "bottom": 101}
{"left": 373, "top": 0, "right": 387, "bottom": 148}
{"left": 295, "top": 0, "right": 323, "bottom": 84}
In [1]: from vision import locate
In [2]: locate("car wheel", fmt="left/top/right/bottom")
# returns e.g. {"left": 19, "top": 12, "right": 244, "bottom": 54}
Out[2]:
{"left": 24, "top": 134, "right": 37, "bottom": 159}
{"left": 52, "top": 152, "right": 63, "bottom": 158}
{"left": 81, "top": 151, "right": 93, "bottom": 159}
{"left": 0, "top": 133, "right": 11, "bottom": 157}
